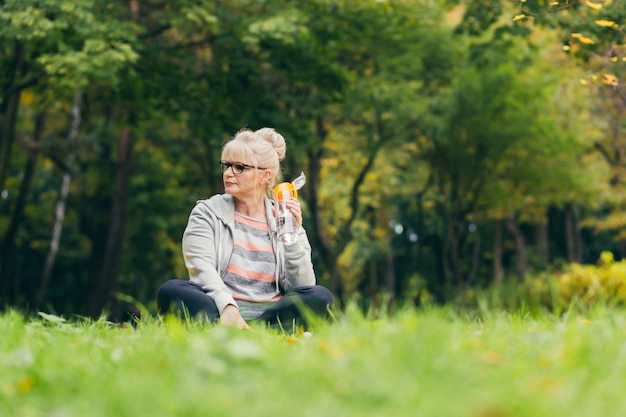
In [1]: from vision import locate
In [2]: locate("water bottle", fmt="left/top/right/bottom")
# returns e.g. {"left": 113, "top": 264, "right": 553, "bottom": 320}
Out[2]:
{"left": 274, "top": 182, "right": 298, "bottom": 245}
{"left": 273, "top": 172, "right": 306, "bottom": 246}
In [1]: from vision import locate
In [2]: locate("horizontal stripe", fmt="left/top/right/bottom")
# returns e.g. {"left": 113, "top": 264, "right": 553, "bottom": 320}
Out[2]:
{"left": 233, "top": 294, "right": 282, "bottom": 302}
{"left": 226, "top": 264, "right": 275, "bottom": 283}
{"left": 235, "top": 224, "right": 271, "bottom": 241}
{"left": 234, "top": 213, "right": 269, "bottom": 231}
{"left": 223, "top": 272, "right": 280, "bottom": 301}
{"left": 233, "top": 238, "right": 273, "bottom": 253}
{"left": 230, "top": 255, "right": 275, "bottom": 276}
{"left": 232, "top": 246, "right": 275, "bottom": 265}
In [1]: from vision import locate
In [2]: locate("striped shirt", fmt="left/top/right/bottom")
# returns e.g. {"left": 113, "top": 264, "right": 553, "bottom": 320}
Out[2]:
{"left": 223, "top": 213, "right": 280, "bottom": 318}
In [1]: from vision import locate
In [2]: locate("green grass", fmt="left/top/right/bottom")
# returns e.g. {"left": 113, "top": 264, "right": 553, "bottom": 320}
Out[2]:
{"left": 2, "top": 304, "right": 626, "bottom": 417}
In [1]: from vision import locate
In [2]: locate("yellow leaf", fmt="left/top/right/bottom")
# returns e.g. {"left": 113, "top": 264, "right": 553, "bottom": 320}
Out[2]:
{"left": 595, "top": 20, "right": 618, "bottom": 28}
{"left": 571, "top": 33, "right": 595, "bottom": 44}
{"left": 603, "top": 73, "right": 618, "bottom": 86}
{"left": 17, "top": 376, "right": 35, "bottom": 393}
{"left": 513, "top": 14, "right": 526, "bottom": 21}
{"left": 482, "top": 350, "right": 503, "bottom": 365}
{"left": 585, "top": 0, "right": 603, "bottom": 10}
{"left": 579, "top": 36, "right": 595, "bottom": 44}
{"left": 20, "top": 90, "right": 34, "bottom": 105}
{"left": 580, "top": 79, "right": 589, "bottom": 85}
{"left": 549, "top": 1, "right": 559, "bottom": 5}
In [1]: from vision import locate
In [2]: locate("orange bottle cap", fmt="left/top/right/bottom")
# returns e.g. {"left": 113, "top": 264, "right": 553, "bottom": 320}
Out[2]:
{"left": 273, "top": 182, "right": 297, "bottom": 201}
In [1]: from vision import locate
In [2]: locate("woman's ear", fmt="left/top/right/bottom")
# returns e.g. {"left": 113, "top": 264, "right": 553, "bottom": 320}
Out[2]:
{"left": 260, "top": 170, "right": 271, "bottom": 184}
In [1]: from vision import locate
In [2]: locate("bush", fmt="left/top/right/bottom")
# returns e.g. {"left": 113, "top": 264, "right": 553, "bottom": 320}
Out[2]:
{"left": 525, "top": 251, "right": 626, "bottom": 311}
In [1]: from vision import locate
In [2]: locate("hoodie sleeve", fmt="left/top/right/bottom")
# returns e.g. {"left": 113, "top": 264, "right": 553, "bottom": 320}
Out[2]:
{"left": 182, "top": 202, "right": 236, "bottom": 314}
{"left": 280, "top": 226, "right": 316, "bottom": 292}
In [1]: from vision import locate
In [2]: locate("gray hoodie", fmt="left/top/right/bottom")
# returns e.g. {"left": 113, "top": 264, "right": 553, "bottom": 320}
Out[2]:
{"left": 182, "top": 193, "right": 316, "bottom": 314}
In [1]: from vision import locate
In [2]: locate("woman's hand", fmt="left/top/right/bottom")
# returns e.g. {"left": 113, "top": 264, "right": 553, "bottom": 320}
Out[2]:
{"left": 220, "top": 304, "right": 251, "bottom": 330}
{"left": 285, "top": 198, "right": 303, "bottom": 228}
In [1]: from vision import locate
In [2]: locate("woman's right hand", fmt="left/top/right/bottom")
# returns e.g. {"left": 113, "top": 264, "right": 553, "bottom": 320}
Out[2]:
{"left": 220, "top": 304, "right": 251, "bottom": 330}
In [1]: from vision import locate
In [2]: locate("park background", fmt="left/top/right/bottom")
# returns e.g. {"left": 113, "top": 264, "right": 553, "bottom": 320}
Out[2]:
{"left": 1, "top": 0, "right": 626, "bottom": 321}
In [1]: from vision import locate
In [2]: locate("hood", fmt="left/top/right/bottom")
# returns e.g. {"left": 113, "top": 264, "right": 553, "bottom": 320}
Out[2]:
{"left": 196, "top": 194, "right": 277, "bottom": 232}
{"left": 196, "top": 194, "right": 235, "bottom": 225}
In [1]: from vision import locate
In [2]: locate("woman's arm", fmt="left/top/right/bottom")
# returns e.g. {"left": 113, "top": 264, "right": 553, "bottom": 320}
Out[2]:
{"left": 182, "top": 202, "right": 236, "bottom": 314}
{"left": 281, "top": 227, "right": 316, "bottom": 292}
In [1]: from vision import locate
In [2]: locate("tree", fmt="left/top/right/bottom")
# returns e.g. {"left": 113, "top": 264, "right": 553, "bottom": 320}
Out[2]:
{"left": 0, "top": 0, "right": 139, "bottom": 310}
{"left": 512, "top": 0, "right": 626, "bottom": 258}
{"left": 410, "top": 1, "right": 605, "bottom": 293}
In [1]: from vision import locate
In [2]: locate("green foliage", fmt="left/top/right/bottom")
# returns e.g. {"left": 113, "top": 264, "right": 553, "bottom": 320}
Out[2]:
{"left": 1, "top": 0, "right": 625, "bottom": 317}
{"left": 0, "top": 0, "right": 140, "bottom": 95}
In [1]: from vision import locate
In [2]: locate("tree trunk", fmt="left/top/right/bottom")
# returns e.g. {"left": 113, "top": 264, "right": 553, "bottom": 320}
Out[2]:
{"left": 385, "top": 244, "right": 395, "bottom": 302}
{"left": 505, "top": 217, "right": 528, "bottom": 278}
{"left": 0, "top": 42, "right": 25, "bottom": 192}
{"left": 34, "top": 93, "right": 82, "bottom": 311}
{"left": 619, "top": 239, "right": 626, "bottom": 260}
{"left": 493, "top": 220, "right": 503, "bottom": 287}
{"left": 446, "top": 219, "right": 463, "bottom": 287}
{"left": 0, "top": 91, "right": 20, "bottom": 194}
{"left": 0, "top": 109, "right": 46, "bottom": 308}
{"left": 367, "top": 257, "right": 378, "bottom": 300}
{"left": 535, "top": 222, "right": 549, "bottom": 266}
{"left": 87, "top": 125, "right": 133, "bottom": 318}
{"left": 564, "top": 203, "right": 581, "bottom": 263}
{"left": 306, "top": 149, "right": 346, "bottom": 302}
{"left": 305, "top": 120, "right": 335, "bottom": 288}
{"left": 467, "top": 223, "right": 480, "bottom": 285}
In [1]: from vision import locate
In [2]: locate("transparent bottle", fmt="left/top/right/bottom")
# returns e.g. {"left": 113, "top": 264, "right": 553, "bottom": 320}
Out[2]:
{"left": 273, "top": 172, "right": 306, "bottom": 246}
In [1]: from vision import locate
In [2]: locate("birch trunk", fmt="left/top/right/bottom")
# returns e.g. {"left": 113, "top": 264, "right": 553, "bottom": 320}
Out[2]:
{"left": 34, "top": 93, "right": 81, "bottom": 310}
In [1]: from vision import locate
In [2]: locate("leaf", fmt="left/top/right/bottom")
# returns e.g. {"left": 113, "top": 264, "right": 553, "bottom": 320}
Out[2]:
{"left": 513, "top": 14, "right": 526, "bottom": 22}
{"left": 602, "top": 73, "right": 618, "bottom": 86}
{"left": 571, "top": 33, "right": 595, "bottom": 44}
{"left": 37, "top": 312, "right": 67, "bottom": 323}
{"left": 584, "top": 1, "right": 603, "bottom": 10}
{"left": 595, "top": 20, "right": 618, "bottom": 28}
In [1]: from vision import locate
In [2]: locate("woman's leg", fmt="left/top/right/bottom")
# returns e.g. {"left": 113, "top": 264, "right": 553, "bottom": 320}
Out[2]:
{"left": 156, "top": 279, "right": 220, "bottom": 321}
{"left": 257, "top": 285, "right": 334, "bottom": 327}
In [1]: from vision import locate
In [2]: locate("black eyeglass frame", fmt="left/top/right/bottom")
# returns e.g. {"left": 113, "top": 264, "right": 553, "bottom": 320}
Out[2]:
{"left": 220, "top": 160, "right": 267, "bottom": 174}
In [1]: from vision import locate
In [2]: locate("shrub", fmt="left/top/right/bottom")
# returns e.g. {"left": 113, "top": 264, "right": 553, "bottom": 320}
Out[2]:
{"left": 525, "top": 251, "right": 626, "bottom": 311}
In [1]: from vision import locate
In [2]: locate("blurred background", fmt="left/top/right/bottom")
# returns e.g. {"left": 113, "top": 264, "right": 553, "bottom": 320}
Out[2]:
{"left": 1, "top": 0, "right": 624, "bottom": 320}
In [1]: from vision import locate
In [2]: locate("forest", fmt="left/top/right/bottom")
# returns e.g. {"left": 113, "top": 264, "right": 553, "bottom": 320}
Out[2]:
{"left": 1, "top": 0, "right": 625, "bottom": 320}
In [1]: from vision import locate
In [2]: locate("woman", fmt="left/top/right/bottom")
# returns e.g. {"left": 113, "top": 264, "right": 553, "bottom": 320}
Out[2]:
{"left": 157, "top": 127, "right": 334, "bottom": 330}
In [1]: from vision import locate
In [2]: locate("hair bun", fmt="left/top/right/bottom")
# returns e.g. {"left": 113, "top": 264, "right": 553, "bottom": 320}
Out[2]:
{"left": 255, "top": 127, "right": 286, "bottom": 161}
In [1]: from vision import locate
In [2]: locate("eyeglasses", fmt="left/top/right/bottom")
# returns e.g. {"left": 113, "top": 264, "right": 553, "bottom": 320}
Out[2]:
{"left": 220, "top": 160, "right": 267, "bottom": 175}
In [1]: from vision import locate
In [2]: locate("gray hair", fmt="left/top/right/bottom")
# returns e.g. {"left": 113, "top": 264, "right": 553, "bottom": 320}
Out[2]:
{"left": 221, "top": 127, "right": 286, "bottom": 193}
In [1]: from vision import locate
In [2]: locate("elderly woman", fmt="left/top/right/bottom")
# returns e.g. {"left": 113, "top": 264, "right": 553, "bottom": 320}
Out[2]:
{"left": 156, "top": 128, "right": 334, "bottom": 329}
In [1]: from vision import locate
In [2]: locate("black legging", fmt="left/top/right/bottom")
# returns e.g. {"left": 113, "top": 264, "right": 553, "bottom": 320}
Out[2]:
{"left": 156, "top": 279, "right": 334, "bottom": 327}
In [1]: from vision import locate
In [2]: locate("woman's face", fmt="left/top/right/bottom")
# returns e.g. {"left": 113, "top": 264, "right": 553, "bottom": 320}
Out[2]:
{"left": 221, "top": 158, "right": 268, "bottom": 200}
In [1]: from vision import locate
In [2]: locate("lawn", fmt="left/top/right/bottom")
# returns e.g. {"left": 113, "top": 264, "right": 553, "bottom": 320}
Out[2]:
{"left": 2, "top": 304, "right": 626, "bottom": 417}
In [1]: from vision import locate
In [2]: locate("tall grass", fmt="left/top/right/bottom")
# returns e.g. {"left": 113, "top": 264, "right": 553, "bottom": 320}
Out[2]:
{"left": 2, "top": 304, "right": 626, "bottom": 417}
